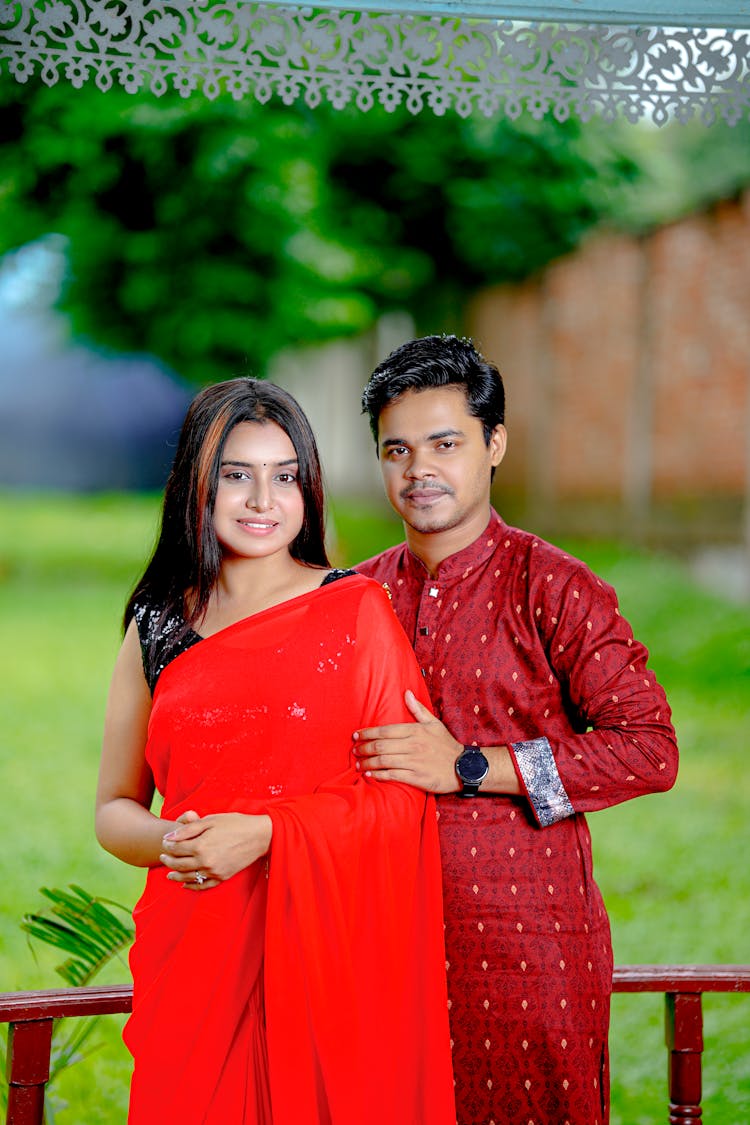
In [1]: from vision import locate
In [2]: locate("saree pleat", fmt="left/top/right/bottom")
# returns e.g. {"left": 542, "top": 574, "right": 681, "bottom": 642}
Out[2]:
{"left": 125, "top": 575, "right": 455, "bottom": 1124}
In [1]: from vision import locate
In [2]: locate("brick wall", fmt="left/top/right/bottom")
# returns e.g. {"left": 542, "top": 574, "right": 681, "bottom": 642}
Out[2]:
{"left": 468, "top": 191, "right": 750, "bottom": 543}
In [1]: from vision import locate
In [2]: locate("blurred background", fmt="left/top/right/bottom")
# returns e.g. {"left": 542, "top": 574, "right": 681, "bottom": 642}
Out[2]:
{"left": 2, "top": 75, "right": 750, "bottom": 570}
{"left": 1, "top": 60, "right": 749, "bottom": 1124}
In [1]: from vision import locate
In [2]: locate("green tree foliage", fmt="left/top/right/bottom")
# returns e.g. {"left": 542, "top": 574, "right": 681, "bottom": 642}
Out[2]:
{"left": 2, "top": 73, "right": 744, "bottom": 383}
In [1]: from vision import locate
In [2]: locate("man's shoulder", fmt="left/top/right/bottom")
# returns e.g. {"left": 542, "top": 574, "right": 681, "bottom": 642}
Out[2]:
{"left": 355, "top": 542, "right": 406, "bottom": 580}
{"left": 497, "top": 518, "right": 598, "bottom": 584}
{"left": 495, "top": 518, "right": 557, "bottom": 560}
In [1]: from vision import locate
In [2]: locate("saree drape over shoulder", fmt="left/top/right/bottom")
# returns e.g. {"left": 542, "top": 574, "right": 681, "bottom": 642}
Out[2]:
{"left": 125, "top": 575, "right": 455, "bottom": 1125}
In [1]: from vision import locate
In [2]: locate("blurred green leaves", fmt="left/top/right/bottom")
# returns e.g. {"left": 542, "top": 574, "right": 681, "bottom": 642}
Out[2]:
{"left": 1, "top": 73, "right": 749, "bottom": 383}
{"left": 21, "top": 885, "right": 134, "bottom": 988}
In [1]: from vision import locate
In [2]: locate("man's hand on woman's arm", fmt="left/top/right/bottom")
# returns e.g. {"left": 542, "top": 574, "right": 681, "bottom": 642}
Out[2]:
{"left": 352, "top": 689, "right": 522, "bottom": 796}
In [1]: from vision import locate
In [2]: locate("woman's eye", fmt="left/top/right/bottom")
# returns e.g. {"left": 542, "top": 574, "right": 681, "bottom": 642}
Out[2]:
{"left": 276, "top": 473, "right": 298, "bottom": 485}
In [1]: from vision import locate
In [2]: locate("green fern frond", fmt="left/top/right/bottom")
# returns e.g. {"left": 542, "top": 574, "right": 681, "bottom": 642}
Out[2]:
{"left": 21, "top": 885, "right": 134, "bottom": 987}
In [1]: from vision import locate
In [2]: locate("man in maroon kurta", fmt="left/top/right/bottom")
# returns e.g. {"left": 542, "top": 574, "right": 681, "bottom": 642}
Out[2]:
{"left": 353, "top": 335, "right": 678, "bottom": 1125}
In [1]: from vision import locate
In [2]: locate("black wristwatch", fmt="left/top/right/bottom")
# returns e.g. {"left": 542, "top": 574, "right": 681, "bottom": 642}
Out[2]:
{"left": 455, "top": 746, "right": 489, "bottom": 797}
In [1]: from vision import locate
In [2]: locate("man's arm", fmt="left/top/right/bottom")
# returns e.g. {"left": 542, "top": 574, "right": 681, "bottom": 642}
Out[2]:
{"left": 353, "top": 690, "right": 522, "bottom": 796}
{"left": 354, "top": 568, "right": 678, "bottom": 824}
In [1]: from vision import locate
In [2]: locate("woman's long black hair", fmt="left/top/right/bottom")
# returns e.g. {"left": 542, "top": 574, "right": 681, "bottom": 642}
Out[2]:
{"left": 124, "top": 378, "right": 330, "bottom": 633}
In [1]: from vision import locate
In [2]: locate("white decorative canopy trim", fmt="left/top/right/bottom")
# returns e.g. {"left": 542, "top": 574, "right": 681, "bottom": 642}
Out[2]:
{"left": 1, "top": 2, "right": 749, "bottom": 123}
{"left": 315, "top": 0, "right": 750, "bottom": 27}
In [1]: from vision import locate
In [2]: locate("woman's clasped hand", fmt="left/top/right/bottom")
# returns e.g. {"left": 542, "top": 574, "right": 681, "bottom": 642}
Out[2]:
{"left": 159, "top": 810, "right": 273, "bottom": 890}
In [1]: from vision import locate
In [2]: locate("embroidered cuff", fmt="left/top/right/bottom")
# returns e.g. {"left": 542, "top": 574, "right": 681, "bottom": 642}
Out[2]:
{"left": 511, "top": 737, "right": 575, "bottom": 827}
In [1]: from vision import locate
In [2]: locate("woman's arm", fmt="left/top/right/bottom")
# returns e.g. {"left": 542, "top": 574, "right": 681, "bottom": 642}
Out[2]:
{"left": 96, "top": 620, "right": 179, "bottom": 867}
{"left": 97, "top": 619, "right": 273, "bottom": 885}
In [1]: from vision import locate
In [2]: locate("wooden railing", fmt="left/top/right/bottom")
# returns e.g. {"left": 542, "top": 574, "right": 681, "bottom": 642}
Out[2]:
{"left": 2, "top": 966, "right": 750, "bottom": 1124}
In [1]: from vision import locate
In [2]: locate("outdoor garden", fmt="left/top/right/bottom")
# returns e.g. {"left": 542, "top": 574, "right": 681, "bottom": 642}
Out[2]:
{"left": 1, "top": 33, "right": 750, "bottom": 1124}
{"left": 1, "top": 488, "right": 748, "bottom": 1122}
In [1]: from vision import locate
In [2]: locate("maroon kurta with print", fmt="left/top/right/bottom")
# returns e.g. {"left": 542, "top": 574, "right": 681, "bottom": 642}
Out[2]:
{"left": 357, "top": 510, "right": 678, "bottom": 1125}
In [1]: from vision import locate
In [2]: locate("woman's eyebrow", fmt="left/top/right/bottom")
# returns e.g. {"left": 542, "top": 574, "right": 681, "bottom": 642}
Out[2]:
{"left": 220, "top": 457, "right": 299, "bottom": 467}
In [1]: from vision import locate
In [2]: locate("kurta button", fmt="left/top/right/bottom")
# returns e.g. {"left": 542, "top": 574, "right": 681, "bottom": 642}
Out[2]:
{"left": 419, "top": 626, "right": 430, "bottom": 636}
{"left": 421, "top": 668, "right": 426, "bottom": 676}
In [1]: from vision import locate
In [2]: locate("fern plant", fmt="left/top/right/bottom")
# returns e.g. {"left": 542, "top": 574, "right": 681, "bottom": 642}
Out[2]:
{"left": 0, "top": 885, "right": 134, "bottom": 1121}
{"left": 21, "top": 885, "right": 134, "bottom": 986}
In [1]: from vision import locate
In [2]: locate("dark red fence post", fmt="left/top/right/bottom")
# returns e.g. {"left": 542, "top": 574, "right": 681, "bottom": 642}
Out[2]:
{"left": 1, "top": 985, "right": 134, "bottom": 1125}
{"left": 665, "top": 991, "right": 703, "bottom": 1125}
{"left": 5, "top": 1019, "right": 53, "bottom": 1125}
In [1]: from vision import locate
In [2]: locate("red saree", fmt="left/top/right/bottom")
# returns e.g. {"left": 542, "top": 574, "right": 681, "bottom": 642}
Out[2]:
{"left": 124, "top": 575, "right": 455, "bottom": 1124}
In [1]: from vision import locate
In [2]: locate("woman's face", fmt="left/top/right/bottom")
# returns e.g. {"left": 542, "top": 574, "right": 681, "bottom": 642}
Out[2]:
{"left": 212, "top": 421, "right": 305, "bottom": 561}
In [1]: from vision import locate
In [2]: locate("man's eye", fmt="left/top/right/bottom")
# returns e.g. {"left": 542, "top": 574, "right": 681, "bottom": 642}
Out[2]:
{"left": 437, "top": 441, "right": 456, "bottom": 450}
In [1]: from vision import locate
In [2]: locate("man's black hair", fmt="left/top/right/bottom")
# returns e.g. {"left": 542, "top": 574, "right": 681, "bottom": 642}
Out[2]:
{"left": 361, "top": 334, "right": 505, "bottom": 445}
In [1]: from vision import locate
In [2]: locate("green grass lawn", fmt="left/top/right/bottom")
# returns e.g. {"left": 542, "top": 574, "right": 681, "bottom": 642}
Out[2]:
{"left": 1, "top": 490, "right": 748, "bottom": 1122}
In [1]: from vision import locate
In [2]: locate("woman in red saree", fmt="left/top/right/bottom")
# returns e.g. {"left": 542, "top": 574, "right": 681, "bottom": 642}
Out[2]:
{"left": 96, "top": 378, "right": 455, "bottom": 1124}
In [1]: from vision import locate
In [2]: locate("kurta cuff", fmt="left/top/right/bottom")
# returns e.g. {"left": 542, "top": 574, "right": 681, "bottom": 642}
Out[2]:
{"left": 511, "top": 737, "right": 575, "bottom": 827}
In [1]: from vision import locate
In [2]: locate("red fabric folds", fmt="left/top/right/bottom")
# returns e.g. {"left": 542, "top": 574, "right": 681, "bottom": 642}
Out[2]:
{"left": 124, "top": 575, "right": 455, "bottom": 1125}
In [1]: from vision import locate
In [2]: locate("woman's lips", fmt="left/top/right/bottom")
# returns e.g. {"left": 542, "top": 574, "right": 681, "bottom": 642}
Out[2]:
{"left": 238, "top": 519, "right": 279, "bottom": 531}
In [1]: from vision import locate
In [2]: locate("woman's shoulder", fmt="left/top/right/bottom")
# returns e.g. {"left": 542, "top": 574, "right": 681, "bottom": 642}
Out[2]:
{"left": 130, "top": 594, "right": 199, "bottom": 695}
{"left": 131, "top": 595, "right": 160, "bottom": 645}
{"left": 314, "top": 569, "right": 395, "bottom": 617}
{"left": 320, "top": 567, "right": 358, "bottom": 587}
{"left": 131, "top": 595, "right": 183, "bottom": 645}
{"left": 319, "top": 569, "right": 390, "bottom": 600}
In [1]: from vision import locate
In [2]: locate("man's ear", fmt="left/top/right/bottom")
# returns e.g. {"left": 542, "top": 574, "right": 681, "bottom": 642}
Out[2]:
{"left": 489, "top": 424, "right": 507, "bottom": 468}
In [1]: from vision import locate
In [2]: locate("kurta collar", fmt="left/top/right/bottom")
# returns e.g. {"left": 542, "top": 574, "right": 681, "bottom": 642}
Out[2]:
{"left": 406, "top": 509, "right": 506, "bottom": 584}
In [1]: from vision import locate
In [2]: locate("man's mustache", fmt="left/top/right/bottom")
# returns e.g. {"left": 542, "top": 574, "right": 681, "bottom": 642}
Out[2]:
{"left": 400, "top": 483, "right": 454, "bottom": 499}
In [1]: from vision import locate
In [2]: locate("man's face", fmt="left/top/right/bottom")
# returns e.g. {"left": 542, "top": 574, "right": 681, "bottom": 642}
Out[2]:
{"left": 376, "top": 386, "right": 506, "bottom": 539}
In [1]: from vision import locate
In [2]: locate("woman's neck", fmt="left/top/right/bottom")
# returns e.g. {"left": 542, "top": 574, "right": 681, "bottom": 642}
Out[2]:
{"left": 196, "top": 553, "right": 326, "bottom": 636}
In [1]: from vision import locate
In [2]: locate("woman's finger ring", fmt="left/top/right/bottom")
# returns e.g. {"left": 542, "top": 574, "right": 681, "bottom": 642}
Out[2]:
{"left": 195, "top": 872, "right": 206, "bottom": 885}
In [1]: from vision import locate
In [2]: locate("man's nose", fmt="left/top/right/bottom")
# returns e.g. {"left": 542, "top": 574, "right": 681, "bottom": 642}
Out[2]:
{"left": 405, "top": 450, "right": 436, "bottom": 479}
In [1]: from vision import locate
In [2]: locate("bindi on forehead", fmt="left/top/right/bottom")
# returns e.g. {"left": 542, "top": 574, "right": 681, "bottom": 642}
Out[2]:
{"left": 220, "top": 457, "right": 298, "bottom": 469}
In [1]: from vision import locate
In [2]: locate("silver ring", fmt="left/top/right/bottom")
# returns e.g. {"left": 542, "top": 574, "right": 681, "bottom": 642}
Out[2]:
{"left": 195, "top": 872, "right": 206, "bottom": 885}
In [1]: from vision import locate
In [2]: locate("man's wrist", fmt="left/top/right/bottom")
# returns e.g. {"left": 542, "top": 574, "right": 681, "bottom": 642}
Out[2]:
{"left": 455, "top": 746, "right": 490, "bottom": 797}
{"left": 451, "top": 745, "right": 523, "bottom": 797}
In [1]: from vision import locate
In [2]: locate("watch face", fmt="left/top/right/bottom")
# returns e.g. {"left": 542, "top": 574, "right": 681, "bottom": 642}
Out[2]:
{"left": 457, "top": 749, "right": 489, "bottom": 784}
